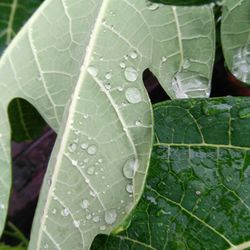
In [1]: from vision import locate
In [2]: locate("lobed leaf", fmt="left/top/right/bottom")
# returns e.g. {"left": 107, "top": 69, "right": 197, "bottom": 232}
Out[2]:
{"left": 221, "top": 0, "right": 250, "bottom": 84}
{"left": 92, "top": 97, "right": 250, "bottom": 250}
{"left": 0, "top": 0, "right": 215, "bottom": 248}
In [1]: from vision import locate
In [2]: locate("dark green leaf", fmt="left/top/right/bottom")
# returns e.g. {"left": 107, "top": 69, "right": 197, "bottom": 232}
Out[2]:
{"left": 92, "top": 97, "right": 250, "bottom": 250}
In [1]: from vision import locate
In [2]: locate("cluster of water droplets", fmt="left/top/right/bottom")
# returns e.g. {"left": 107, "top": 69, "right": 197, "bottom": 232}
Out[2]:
{"left": 231, "top": 45, "right": 250, "bottom": 83}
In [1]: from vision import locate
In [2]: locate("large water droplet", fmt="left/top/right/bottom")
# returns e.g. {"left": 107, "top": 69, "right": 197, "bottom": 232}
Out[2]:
{"left": 68, "top": 143, "right": 77, "bottom": 153}
{"left": 123, "top": 159, "right": 137, "bottom": 179}
{"left": 81, "top": 200, "right": 89, "bottom": 209}
{"left": 104, "top": 209, "right": 117, "bottom": 224}
{"left": 172, "top": 71, "right": 210, "bottom": 98}
{"left": 87, "top": 66, "right": 98, "bottom": 77}
{"left": 239, "top": 107, "right": 250, "bottom": 119}
{"left": 126, "top": 184, "right": 133, "bottom": 194}
{"left": 124, "top": 67, "right": 138, "bottom": 82}
{"left": 232, "top": 45, "right": 250, "bottom": 83}
{"left": 87, "top": 145, "right": 97, "bottom": 155}
{"left": 125, "top": 87, "right": 142, "bottom": 104}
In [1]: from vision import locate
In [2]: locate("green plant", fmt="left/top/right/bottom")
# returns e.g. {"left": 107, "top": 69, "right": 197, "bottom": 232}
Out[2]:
{"left": 0, "top": 0, "right": 249, "bottom": 249}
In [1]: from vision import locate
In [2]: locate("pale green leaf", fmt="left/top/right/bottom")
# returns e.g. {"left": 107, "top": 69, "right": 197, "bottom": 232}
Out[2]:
{"left": 0, "top": 0, "right": 215, "bottom": 248}
{"left": 92, "top": 97, "right": 250, "bottom": 250}
{"left": 221, "top": 0, "right": 250, "bottom": 84}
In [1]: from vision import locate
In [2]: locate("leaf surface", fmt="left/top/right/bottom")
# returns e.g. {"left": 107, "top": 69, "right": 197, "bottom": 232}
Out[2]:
{"left": 221, "top": 0, "right": 250, "bottom": 84}
{"left": 0, "top": 0, "right": 215, "bottom": 248}
{"left": 92, "top": 97, "right": 250, "bottom": 250}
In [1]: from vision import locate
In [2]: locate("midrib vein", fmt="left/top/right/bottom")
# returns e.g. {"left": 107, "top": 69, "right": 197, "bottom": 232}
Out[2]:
{"left": 172, "top": 6, "right": 184, "bottom": 72}
{"left": 35, "top": 1, "right": 110, "bottom": 249}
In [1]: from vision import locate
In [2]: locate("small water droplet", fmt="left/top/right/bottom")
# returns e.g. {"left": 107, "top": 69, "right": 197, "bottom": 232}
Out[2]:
{"left": 202, "top": 102, "right": 231, "bottom": 116}
{"left": 44, "top": 243, "right": 49, "bottom": 249}
{"left": 125, "top": 87, "right": 142, "bottom": 104}
{"left": 87, "top": 145, "right": 97, "bottom": 155}
{"left": 98, "top": 158, "right": 103, "bottom": 163}
{"left": 123, "top": 158, "right": 137, "bottom": 179}
{"left": 126, "top": 184, "right": 133, "bottom": 194}
{"left": 37, "top": 74, "right": 42, "bottom": 81}
{"left": 135, "top": 120, "right": 142, "bottom": 126}
{"left": 87, "top": 66, "right": 98, "bottom": 77}
{"left": 104, "top": 83, "right": 111, "bottom": 90}
{"left": 105, "top": 72, "right": 112, "bottom": 80}
{"left": 120, "top": 62, "right": 126, "bottom": 68}
{"left": 124, "top": 67, "right": 138, "bottom": 82}
{"left": 84, "top": 114, "right": 89, "bottom": 119}
{"left": 104, "top": 209, "right": 117, "bottom": 225}
{"left": 93, "top": 216, "right": 100, "bottom": 222}
{"left": 147, "top": 2, "right": 159, "bottom": 10}
{"left": 100, "top": 225, "right": 106, "bottom": 231}
{"left": 86, "top": 214, "right": 92, "bottom": 220}
{"left": 87, "top": 166, "right": 95, "bottom": 175}
{"left": 196, "top": 190, "right": 201, "bottom": 195}
{"left": 118, "top": 86, "right": 123, "bottom": 92}
{"left": 61, "top": 208, "right": 69, "bottom": 217}
{"left": 183, "top": 59, "right": 191, "bottom": 69}
{"left": 90, "top": 190, "right": 97, "bottom": 197}
{"left": 73, "top": 220, "right": 80, "bottom": 228}
{"left": 81, "top": 200, "right": 89, "bottom": 209}
{"left": 239, "top": 107, "right": 250, "bottom": 119}
{"left": 146, "top": 196, "right": 157, "bottom": 205}
{"left": 130, "top": 51, "right": 138, "bottom": 59}
{"left": 81, "top": 143, "right": 88, "bottom": 150}
{"left": 161, "top": 56, "right": 167, "bottom": 63}
{"left": 52, "top": 208, "right": 57, "bottom": 214}
{"left": 68, "top": 143, "right": 77, "bottom": 153}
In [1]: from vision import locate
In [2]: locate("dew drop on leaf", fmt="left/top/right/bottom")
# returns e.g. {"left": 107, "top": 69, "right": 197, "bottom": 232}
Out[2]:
{"left": 232, "top": 45, "right": 250, "bottom": 83}
{"left": 238, "top": 107, "right": 250, "bottom": 119}
{"left": 93, "top": 216, "right": 100, "bottom": 223}
{"left": 87, "top": 66, "right": 98, "bottom": 77}
{"left": 125, "top": 87, "right": 142, "bottom": 104}
{"left": 124, "top": 67, "right": 138, "bottom": 82}
{"left": 87, "top": 145, "right": 97, "bottom": 155}
{"left": 147, "top": 2, "right": 159, "bottom": 11}
{"left": 120, "top": 62, "right": 126, "bottom": 68}
{"left": 126, "top": 184, "right": 133, "bottom": 194}
{"left": 172, "top": 71, "right": 210, "bottom": 98}
{"left": 123, "top": 159, "right": 137, "bottom": 179}
{"left": 100, "top": 225, "right": 106, "bottom": 231}
{"left": 61, "top": 208, "right": 69, "bottom": 217}
{"left": 104, "top": 83, "right": 111, "bottom": 90}
{"left": 87, "top": 166, "right": 95, "bottom": 175}
{"left": 68, "top": 143, "right": 77, "bottom": 152}
{"left": 105, "top": 72, "right": 112, "bottom": 80}
{"left": 104, "top": 209, "right": 117, "bottom": 225}
{"left": 81, "top": 200, "right": 89, "bottom": 209}
{"left": 129, "top": 51, "right": 138, "bottom": 59}
{"left": 73, "top": 220, "right": 80, "bottom": 228}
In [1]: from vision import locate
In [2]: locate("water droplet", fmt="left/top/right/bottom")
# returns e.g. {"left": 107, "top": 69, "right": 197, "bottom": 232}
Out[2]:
{"left": 86, "top": 214, "right": 92, "bottom": 220}
{"left": 135, "top": 120, "right": 142, "bottom": 126}
{"left": 87, "top": 166, "right": 95, "bottom": 175}
{"left": 120, "top": 62, "right": 126, "bottom": 68}
{"left": 44, "top": 243, "right": 49, "bottom": 249}
{"left": 61, "top": 208, "right": 69, "bottom": 217}
{"left": 84, "top": 114, "right": 89, "bottom": 119}
{"left": 87, "top": 145, "right": 97, "bottom": 155}
{"left": 87, "top": 66, "right": 98, "bottom": 77}
{"left": 52, "top": 208, "right": 57, "bottom": 214}
{"left": 183, "top": 59, "right": 191, "bottom": 69}
{"left": 172, "top": 71, "right": 210, "bottom": 98}
{"left": 239, "top": 107, "right": 250, "bottom": 119}
{"left": 104, "top": 83, "right": 111, "bottom": 90}
{"left": 126, "top": 184, "right": 133, "bottom": 194}
{"left": 104, "top": 209, "right": 117, "bottom": 224}
{"left": 37, "top": 74, "right": 42, "bottom": 81}
{"left": 123, "top": 159, "right": 137, "bottom": 179}
{"left": 161, "top": 56, "right": 167, "bottom": 63}
{"left": 105, "top": 72, "right": 112, "bottom": 80}
{"left": 147, "top": 2, "right": 159, "bottom": 10}
{"left": 130, "top": 51, "right": 138, "bottom": 59}
{"left": 98, "top": 158, "right": 103, "bottom": 163}
{"left": 125, "top": 87, "right": 142, "bottom": 104}
{"left": 196, "top": 190, "right": 201, "bottom": 195}
{"left": 118, "top": 86, "right": 123, "bottom": 92}
{"left": 68, "top": 143, "right": 77, "bottom": 152}
{"left": 93, "top": 216, "right": 100, "bottom": 222}
{"left": 100, "top": 225, "right": 106, "bottom": 231}
{"left": 73, "top": 220, "right": 80, "bottom": 228}
{"left": 232, "top": 45, "right": 250, "bottom": 83}
{"left": 81, "top": 200, "right": 89, "bottom": 209}
{"left": 90, "top": 190, "right": 97, "bottom": 197}
{"left": 124, "top": 67, "right": 138, "bottom": 82}
{"left": 81, "top": 143, "right": 88, "bottom": 150}
{"left": 146, "top": 196, "right": 157, "bottom": 205}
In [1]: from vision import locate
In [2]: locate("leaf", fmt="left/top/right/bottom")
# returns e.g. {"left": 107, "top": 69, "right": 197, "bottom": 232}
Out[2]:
{"left": 0, "top": 245, "right": 26, "bottom": 250}
{"left": 0, "top": 0, "right": 45, "bottom": 142}
{"left": 221, "top": 0, "right": 250, "bottom": 84}
{"left": 91, "top": 97, "right": 250, "bottom": 250}
{"left": 0, "top": 0, "right": 215, "bottom": 248}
